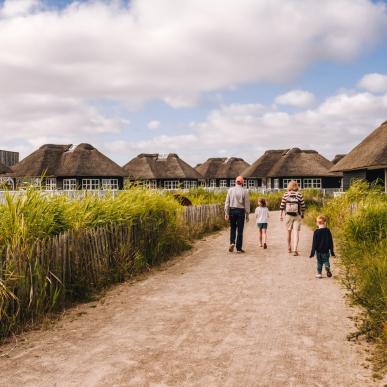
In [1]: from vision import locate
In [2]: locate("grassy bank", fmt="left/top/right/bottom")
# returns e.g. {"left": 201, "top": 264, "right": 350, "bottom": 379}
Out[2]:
{"left": 182, "top": 187, "right": 324, "bottom": 211}
{"left": 305, "top": 182, "right": 386, "bottom": 375}
{"left": 0, "top": 188, "right": 226, "bottom": 339}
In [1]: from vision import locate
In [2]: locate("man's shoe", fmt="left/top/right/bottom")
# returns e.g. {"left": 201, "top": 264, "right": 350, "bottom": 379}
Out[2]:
{"left": 236, "top": 249, "right": 245, "bottom": 254}
{"left": 263, "top": 243, "right": 267, "bottom": 249}
{"left": 326, "top": 269, "right": 332, "bottom": 278}
{"left": 229, "top": 244, "right": 235, "bottom": 252}
{"left": 315, "top": 273, "right": 322, "bottom": 279}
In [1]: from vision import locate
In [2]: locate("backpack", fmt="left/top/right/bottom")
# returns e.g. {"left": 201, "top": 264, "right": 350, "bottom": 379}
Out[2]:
{"left": 285, "top": 193, "right": 300, "bottom": 216}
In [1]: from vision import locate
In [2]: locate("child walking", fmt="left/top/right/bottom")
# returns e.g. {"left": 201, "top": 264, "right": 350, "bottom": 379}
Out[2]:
{"left": 310, "top": 215, "right": 335, "bottom": 278}
{"left": 255, "top": 198, "right": 269, "bottom": 249}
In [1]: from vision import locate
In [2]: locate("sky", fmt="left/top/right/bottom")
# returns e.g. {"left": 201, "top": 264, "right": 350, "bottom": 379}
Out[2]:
{"left": 0, "top": 0, "right": 387, "bottom": 166}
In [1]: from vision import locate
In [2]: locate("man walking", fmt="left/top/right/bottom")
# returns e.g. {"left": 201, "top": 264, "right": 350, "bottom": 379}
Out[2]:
{"left": 225, "top": 176, "right": 250, "bottom": 253}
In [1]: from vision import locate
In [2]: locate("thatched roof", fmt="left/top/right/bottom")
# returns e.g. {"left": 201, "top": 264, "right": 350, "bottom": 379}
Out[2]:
{"left": 0, "top": 162, "right": 12, "bottom": 175}
{"left": 242, "top": 150, "right": 286, "bottom": 178}
{"left": 8, "top": 144, "right": 126, "bottom": 177}
{"left": 331, "top": 121, "right": 387, "bottom": 172}
{"left": 195, "top": 157, "right": 250, "bottom": 179}
{"left": 243, "top": 148, "right": 340, "bottom": 178}
{"left": 123, "top": 153, "right": 203, "bottom": 180}
{"left": 331, "top": 154, "right": 346, "bottom": 165}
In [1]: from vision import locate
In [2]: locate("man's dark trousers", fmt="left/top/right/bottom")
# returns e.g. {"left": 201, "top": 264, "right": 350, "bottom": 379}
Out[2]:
{"left": 229, "top": 208, "right": 245, "bottom": 251}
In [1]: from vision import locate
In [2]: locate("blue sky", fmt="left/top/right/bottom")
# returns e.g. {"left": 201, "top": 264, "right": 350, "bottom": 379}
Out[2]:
{"left": 0, "top": 0, "right": 387, "bottom": 165}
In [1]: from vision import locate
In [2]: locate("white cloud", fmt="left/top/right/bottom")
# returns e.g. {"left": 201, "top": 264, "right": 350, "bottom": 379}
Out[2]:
{"left": 147, "top": 120, "right": 161, "bottom": 130}
{"left": 0, "top": 0, "right": 386, "bottom": 161}
{"left": 275, "top": 90, "right": 316, "bottom": 108}
{"left": 0, "top": 0, "right": 40, "bottom": 17}
{"left": 0, "top": 93, "right": 126, "bottom": 152}
{"left": 122, "top": 90, "right": 387, "bottom": 164}
{"left": 0, "top": 0, "right": 385, "bottom": 109}
{"left": 357, "top": 73, "right": 387, "bottom": 93}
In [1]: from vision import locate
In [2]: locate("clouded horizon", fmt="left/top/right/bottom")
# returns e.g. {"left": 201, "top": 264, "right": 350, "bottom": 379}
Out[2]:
{"left": 1, "top": 0, "right": 387, "bottom": 165}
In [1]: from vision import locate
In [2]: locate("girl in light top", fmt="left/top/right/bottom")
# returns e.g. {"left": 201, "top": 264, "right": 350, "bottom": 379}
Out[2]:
{"left": 255, "top": 198, "right": 269, "bottom": 249}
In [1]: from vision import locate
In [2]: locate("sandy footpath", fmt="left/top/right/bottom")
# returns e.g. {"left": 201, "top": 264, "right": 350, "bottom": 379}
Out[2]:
{"left": 0, "top": 212, "right": 376, "bottom": 387}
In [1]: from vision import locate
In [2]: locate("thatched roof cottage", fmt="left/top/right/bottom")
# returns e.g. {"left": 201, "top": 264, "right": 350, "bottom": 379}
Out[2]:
{"left": 5, "top": 143, "right": 126, "bottom": 190}
{"left": 195, "top": 157, "right": 250, "bottom": 188}
{"left": 243, "top": 148, "right": 342, "bottom": 189}
{"left": 123, "top": 153, "right": 203, "bottom": 189}
{"left": 330, "top": 121, "right": 387, "bottom": 191}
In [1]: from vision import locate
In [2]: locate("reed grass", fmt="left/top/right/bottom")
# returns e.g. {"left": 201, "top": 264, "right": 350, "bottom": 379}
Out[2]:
{"left": 0, "top": 187, "right": 226, "bottom": 339}
{"left": 182, "top": 187, "right": 323, "bottom": 211}
{"left": 305, "top": 182, "right": 387, "bottom": 374}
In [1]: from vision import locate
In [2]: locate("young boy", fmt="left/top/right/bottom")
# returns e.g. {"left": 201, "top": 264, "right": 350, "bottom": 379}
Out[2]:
{"left": 310, "top": 215, "right": 335, "bottom": 278}
{"left": 255, "top": 198, "right": 269, "bottom": 249}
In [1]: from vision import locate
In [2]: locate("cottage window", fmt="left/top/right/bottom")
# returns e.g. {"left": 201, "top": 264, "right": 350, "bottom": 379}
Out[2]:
{"left": 63, "top": 179, "right": 77, "bottom": 191}
{"left": 143, "top": 180, "right": 158, "bottom": 189}
{"left": 303, "top": 178, "right": 322, "bottom": 189}
{"left": 183, "top": 180, "right": 197, "bottom": 189}
{"left": 45, "top": 178, "right": 57, "bottom": 191}
{"left": 102, "top": 179, "right": 119, "bottom": 190}
{"left": 219, "top": 179, "right": 228, "bottom": 188}
{"left": 163, "top": 180, "right": 179, "bottom": 190}
{"left": 248, "top": 179, "right": 257, "bottom": 189}
{"left": 283, "top": 178, "right": 302, "bottom": 189}
{"left": 230, "top": 179, "right": 236, "bottom": 187}
{"left": 82, "top": 179, "right": 100, "bottom": 190}
{"left": 209, "top": 179, "right": 217, "bottom": 188}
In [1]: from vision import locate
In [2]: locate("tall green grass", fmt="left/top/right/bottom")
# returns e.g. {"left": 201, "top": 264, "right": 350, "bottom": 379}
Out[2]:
{"left": 182, "top": 187, "right": 323, "bottom": 211}
{"left": 305, "top": 182, "right": 387, "bottom": 374}
{"left": 0, "top": 188, "right": 227, "bottom": 339}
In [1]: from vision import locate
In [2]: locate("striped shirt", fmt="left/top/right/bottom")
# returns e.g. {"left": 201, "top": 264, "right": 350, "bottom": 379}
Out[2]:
{"left": 280, "top": 191, "right": 306, "bottom": 215}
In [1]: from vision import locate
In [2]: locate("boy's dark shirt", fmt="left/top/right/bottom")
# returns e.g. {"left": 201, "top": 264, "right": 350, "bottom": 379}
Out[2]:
{"left": 310, "top": 227, "right": 335, "bottom": 257}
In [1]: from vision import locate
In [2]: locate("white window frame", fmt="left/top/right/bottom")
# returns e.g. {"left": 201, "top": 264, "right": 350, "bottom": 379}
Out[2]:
{"left": 247, "top": 179, "right": 257, "bottom": 189}
{"left": 45, "top": 177, "right": 57, "bottom": 191}
{"left": 102, "top": 178, "right": 119, "bottom": 190}
{"left": 184, "top": 180, "right": 197, "bottom": 189}
{"left": 208, "top": 179, "right": 217, "bottom": 188}
{"left": 303, "top": 178, "right": 322, "bottom": 189}
{"left": 163, "top": 180, "right": 179, "bottom": 190}
{"left": 63, "top": 178, "right": 77, "bottom": 191}
{"left": 219, "top": 179, "right": 228, "bottom": 188}
{"left": 143, "top": 180, "right": 158, "bottom": 189}
{"left": 229, "top": 179, "right": 236, "bottom": 187}
{"left": 82, "top": 178, "right": 100, "bottom": 191}
{"left": 274, "top": 178, "right": 279, "bottom": 189}
{"left": 283, "top": 178, "right": 302, "bottom": 189}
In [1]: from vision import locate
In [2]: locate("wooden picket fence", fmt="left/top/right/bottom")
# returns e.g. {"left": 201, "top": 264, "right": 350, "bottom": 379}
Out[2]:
{"left": 182, "top": 204, "right": 226, "bottom": 238}
{"left": 0, "top": 204, "right": 226, "bottom": 337}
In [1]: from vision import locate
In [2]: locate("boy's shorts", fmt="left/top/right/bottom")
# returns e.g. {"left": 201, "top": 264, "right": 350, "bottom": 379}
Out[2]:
{"left": 257, "top": 223, "right": 268, "bottom": 229}
{"left": 285, "top": 215, "right": 301, "bottom": 231}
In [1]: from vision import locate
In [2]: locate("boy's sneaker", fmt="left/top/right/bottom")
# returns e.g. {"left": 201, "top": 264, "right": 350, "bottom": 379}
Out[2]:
{"left": 315, "top": 274, "right": 322, "bottom": 279}
{"left": 326, "top": 269, "right": 332, "bottom": 278}
{"left": 229, "top": 244, "right": 235, "bottom": 252}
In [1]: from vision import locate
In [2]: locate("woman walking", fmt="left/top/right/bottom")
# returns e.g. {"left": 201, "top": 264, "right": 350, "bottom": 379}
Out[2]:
{"left": 280, "top": 181, "right": 305, "bottom": 256}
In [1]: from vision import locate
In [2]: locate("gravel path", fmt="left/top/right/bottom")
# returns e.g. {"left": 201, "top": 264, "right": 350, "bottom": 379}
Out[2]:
{"left": 0, "top": 212, "right": 376, "bottom": 387}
